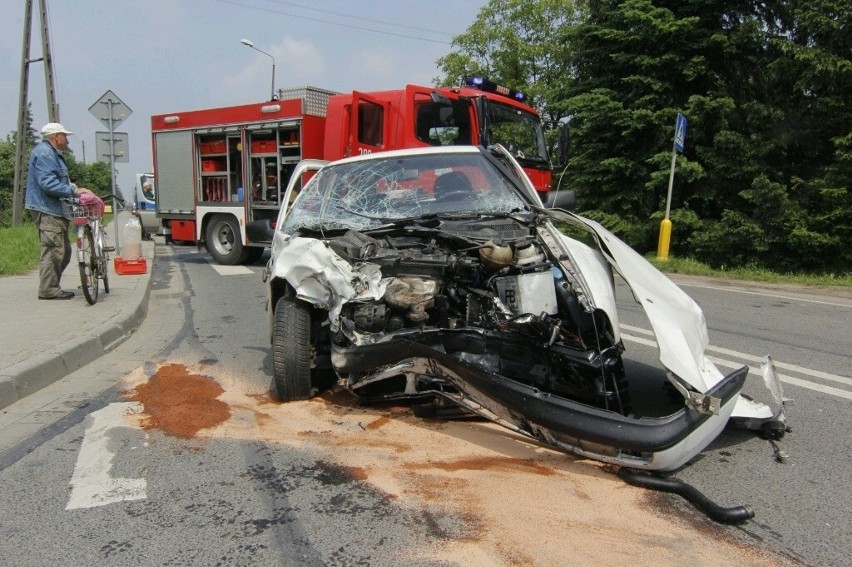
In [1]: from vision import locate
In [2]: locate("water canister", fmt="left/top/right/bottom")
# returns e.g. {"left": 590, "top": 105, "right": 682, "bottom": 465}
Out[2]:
{"left": 118, "top": 211, "right": 143, "bottom": 258}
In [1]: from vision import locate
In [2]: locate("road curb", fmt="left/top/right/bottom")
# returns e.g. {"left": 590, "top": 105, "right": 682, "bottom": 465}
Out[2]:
{"left": 0, "top": 242, "right": 155, "bottom": 412}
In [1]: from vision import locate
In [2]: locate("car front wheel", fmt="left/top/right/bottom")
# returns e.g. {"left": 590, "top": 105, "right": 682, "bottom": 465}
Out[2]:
{"left": 272, "top": 297, "right": 314, "bottom": 401}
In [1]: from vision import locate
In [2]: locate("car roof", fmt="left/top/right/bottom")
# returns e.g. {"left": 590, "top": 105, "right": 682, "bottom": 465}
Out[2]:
{"left": 329, "top": 145, "right": 482, "bottom": 167}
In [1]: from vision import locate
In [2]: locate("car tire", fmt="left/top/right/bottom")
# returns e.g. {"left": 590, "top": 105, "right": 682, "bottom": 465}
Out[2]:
{"left": 205, "top": 214, "right": 247, "bottom": 265}
{"left": 272, "top": 297, "right": 314, "bottom": 401}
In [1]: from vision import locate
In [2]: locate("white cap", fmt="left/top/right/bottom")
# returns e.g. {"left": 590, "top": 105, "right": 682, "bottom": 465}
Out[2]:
{"left": 41, "top": 122, "right": 74, "bottom": 136}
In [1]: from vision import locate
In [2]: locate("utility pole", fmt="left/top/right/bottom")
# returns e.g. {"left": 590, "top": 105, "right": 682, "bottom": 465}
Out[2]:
{"left": 12, "top": 0, "right": 59, "bottom": 226}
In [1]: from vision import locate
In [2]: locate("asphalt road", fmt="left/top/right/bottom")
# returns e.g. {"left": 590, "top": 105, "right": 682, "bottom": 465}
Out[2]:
{"left": 614, "top": 275, "right": 851, "bottom": 567}
{"left": 0, "top": 244, "right": 848, "bottom": 566}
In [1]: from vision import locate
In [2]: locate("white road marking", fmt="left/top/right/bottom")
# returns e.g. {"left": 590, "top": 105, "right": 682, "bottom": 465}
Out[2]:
{"left": 707, "top": 356, "right": 852, "bottom": 401}
{"left": 208, "top": 262, "right": 253, "bottom": 276}
{"left": 674, "top": 281, "right": 851, "bottom": 308}
{"left": 66, "top": 402, "right": 147, "bottom": 510}
{"left": 619, "top": 325, "right": 851, "bottom": 401}
{"left": 620, "top": 332, "right": 657, "bottom": 349}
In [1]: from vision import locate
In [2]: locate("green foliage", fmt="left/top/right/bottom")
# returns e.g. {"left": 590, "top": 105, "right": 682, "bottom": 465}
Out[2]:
{"left": 436, "top": 0, "right": 585, "bottom": 124}
{"left": 648, "top": 254, "right": 852, "bottom": 288}
{"left": 0, "top": 223, "right": 40, "bottom": 275}
{"left": 66, "top": 158, "right": 113, "bottom": 197}
{"left": 555, "top": 0, "right": 851, "bottom": 274}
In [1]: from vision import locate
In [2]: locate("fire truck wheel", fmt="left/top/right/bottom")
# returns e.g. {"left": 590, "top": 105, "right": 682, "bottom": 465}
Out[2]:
{"left": 272, "top": 297, "right": 314, "bottom": 401}
{"left": 205, "top": 214, "right": 247, "bottom": 265}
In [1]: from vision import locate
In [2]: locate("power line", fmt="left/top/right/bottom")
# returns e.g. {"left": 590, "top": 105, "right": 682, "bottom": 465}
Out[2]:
{"left": 267, "top": 0, "right": 455, "bottom": 38}
{"left": 210, "top": 0, "right": 456, "bottom": 45}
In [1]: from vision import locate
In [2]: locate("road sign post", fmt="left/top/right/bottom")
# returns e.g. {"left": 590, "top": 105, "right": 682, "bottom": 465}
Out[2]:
{"left": 89, "top": 90, "right": 131, "bottom": 252}
{"left": 657, "top": 113, "right": 687, "bottom": 261}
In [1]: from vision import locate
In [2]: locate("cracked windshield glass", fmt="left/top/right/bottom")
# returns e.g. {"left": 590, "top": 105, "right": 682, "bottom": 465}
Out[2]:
{"left": 281, "top": 152, "right": 529, "bottom": 233}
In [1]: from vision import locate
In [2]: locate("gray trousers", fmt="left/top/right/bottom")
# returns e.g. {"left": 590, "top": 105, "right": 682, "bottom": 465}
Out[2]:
{"left": 34, "top": 212, "right": 71, "bottom": 298}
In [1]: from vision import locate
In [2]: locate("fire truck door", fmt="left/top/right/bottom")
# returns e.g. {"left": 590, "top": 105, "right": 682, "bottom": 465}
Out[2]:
{"left": 348, "top": 91, "right": 390, "bottom": 157}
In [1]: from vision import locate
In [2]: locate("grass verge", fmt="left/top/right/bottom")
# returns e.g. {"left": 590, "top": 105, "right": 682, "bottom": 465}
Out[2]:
{"left": 648, "top": 255, "right": 852, "bottom": 288}
{"left": 0, "top": 223, "right": 40, "bottom": 276}
{"left": 1, "top": 217, "right": 117, "bottom": 277}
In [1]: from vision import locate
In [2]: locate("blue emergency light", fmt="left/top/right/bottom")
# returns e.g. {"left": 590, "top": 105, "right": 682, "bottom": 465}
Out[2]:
{"left": 464, "top": 77, "right": 528, "bottom": 103}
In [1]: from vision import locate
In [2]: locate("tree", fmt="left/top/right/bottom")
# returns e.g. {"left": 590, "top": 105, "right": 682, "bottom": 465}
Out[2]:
{"left": 436, "top": 0, "right": 585, "bottom": 125}
{"left": 0, "top": 104, "right": 39, "bottom": 225}
{"left": 561, "top": 0, "right": 851, "bottom": 272}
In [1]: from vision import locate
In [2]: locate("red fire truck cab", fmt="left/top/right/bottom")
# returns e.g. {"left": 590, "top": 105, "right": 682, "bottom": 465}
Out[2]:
{"left": 150, "top": 79, "right": 554, "bottom": 264}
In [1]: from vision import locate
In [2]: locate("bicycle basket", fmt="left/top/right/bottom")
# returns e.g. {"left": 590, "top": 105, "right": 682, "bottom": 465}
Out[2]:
{"left": 61, "top": 195, "right": 105, "bottom": 224}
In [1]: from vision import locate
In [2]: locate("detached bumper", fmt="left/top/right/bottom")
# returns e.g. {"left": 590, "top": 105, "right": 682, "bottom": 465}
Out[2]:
{"left": 440, "top": 351, "right": 747, "bottom": 470}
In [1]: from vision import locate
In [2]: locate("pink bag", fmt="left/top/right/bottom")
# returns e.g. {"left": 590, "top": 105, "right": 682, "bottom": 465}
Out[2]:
{"left": 79, "top": 192, "right": 105, "bottom": 218}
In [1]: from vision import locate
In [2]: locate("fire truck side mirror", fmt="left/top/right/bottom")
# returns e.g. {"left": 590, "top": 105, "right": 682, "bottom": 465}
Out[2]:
{"left": 545, "top": 189, "right": 575, "bottom": 210}
{"left": 555, "top": 123, "right": 570, "bottom": 168}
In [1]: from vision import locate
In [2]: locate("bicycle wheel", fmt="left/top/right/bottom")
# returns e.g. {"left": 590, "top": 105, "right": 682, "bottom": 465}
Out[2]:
{"left": 79, "top": 225, "right": 99, "bottom": 305}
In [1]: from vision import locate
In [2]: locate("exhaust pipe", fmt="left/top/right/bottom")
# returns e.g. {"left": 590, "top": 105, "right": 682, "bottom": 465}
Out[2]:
{"left": 618, "top": 468, "right": 754, "bottom": 524}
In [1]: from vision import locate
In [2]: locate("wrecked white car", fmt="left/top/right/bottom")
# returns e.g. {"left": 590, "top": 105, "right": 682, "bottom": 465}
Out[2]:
{"left": 251, "top": 145, "right": 786, "bottom": 474}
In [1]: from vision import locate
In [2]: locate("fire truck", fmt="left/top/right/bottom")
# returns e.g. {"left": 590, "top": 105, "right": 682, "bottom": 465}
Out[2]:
{"left": 150, "top": 78, "right": 561, "bottom": 264}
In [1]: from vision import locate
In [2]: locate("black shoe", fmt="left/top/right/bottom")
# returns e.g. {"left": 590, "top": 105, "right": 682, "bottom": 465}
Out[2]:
{"left": 39, "top": 290, "right": 75, "bottom": 300}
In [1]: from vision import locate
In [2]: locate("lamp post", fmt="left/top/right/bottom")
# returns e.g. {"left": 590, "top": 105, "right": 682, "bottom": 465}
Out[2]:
{"left": 240, "top": 38, "right": 276, "bottom": 101}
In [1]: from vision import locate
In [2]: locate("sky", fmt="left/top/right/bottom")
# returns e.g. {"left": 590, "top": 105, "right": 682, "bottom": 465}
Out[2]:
{"left": 1, "top": 0, "right": 486, "bottom": 198}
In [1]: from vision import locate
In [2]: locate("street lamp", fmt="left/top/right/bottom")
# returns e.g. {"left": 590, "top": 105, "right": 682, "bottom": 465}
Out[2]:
{"left": 240, "top": 38, "right": 276, "bottom": 101}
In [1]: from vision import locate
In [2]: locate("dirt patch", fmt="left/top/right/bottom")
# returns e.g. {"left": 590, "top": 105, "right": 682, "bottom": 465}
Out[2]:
{"left": 125, "top": 364, "right": 800, "bottom": 567}
{"left": 404, "top": 456, "right": 555, "bottom": 476}
{"left": 124, "top": 363, "right": 230, "bottom": 438}
{"left": 365, "top": 415, "right": 391, "bottom": 430}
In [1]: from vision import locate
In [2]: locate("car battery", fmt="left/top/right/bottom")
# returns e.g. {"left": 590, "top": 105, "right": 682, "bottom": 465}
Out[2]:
{"left": 495, "top": 271, "right": 557, "bottom": 315}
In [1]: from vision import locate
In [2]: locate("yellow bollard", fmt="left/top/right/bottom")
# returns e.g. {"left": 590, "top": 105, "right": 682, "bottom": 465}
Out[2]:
{"left": 657, "top": 218, "right": 672, "bottom": 261}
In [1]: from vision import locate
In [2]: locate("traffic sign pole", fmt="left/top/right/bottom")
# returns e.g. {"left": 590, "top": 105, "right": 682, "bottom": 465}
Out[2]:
{"left": 108, "top": 100, "right": 119, "bottom": 252}
{"left": 89, "top": 90, "right": 132, "bottom": 254}
{"left": 657, "top": 113, "right": 687, "bottom": 261}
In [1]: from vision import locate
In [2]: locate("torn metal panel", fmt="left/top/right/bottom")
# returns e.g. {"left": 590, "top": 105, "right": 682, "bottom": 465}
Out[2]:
{"left": 270, "top": 234, "right": 385, "bottom": 330}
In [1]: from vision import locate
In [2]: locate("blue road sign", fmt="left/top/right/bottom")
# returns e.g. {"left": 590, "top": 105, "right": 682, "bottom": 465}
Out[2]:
{"left": 674, "top": 113, "right": 687, "bottom": 153}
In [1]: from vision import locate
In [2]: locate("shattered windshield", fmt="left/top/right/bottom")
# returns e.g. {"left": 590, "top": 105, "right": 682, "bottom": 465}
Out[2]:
{"left": 281, "top": 151, "right": 529, "bottom": 233}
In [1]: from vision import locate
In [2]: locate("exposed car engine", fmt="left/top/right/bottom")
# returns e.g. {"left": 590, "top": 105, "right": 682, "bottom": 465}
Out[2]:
{"left": 327, "top": 223, "right": 630, "bottom": 416}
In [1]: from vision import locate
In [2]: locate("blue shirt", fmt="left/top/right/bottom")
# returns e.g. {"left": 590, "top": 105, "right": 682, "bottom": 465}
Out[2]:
{"left": 24, "top": 140, "right": 74, "bottom": 218}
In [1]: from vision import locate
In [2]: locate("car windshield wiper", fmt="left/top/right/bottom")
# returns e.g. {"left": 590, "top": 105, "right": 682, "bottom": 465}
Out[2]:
{"left": 436, "top": 209, "right": 527, "bottom": 220}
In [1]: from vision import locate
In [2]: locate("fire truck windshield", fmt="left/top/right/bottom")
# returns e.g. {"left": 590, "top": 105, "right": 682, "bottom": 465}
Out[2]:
{"left": 413, "top": 95, "right": 548, "bottom": 167}
{"left": 484, "top": 101, "right": 548, "bottom": 165}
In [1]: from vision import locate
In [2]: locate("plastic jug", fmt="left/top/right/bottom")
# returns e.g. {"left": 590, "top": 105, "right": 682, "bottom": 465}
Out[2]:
{"left": 118, "top": 212, "right": 142, "bottom": 258}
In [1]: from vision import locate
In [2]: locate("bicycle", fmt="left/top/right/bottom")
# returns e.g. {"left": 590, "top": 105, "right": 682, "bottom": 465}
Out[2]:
{"left": 60, "top": 193, "right": 127, "bottom": 305}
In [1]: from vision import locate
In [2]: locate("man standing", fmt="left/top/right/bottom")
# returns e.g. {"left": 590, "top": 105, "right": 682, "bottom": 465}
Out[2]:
{"left": 24, "top": 123, "right": 92, "bottom": 300}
